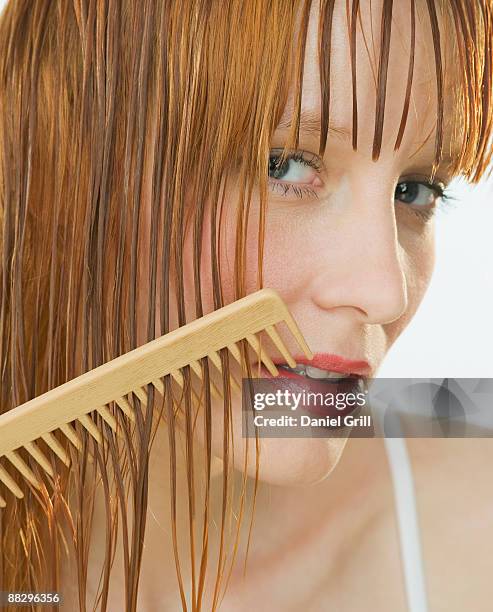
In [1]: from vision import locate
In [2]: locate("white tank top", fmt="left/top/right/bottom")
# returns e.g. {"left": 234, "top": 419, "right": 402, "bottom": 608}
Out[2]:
{"left": 384, "top": 435, "right": 429, "bottom": 612}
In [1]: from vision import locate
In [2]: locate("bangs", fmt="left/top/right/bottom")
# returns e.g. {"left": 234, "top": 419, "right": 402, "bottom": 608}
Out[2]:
{"left": 281, "top": 0, "right": 492, "bottom": 183}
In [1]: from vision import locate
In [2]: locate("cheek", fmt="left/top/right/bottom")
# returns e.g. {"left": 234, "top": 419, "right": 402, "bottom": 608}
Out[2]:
{"left": 181, "top": 195, "right": 263, "bottom": 313}
{"left": 181, "top": 191, "right": 316, "bottom": 312}
{"left": 405, "top": 225, "right": 436, "bottom": 313}
{"left": 209, "top": 199, "right": 318, "bottom": 302}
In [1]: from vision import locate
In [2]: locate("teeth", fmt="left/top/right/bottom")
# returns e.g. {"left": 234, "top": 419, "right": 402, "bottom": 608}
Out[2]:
{"left": 279, "top": 363, "right": 352, "bottom": 379}
{"left": 305, "top": 365, "right": 349, "bottom": 379}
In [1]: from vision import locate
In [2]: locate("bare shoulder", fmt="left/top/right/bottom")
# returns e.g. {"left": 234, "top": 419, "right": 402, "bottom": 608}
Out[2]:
{"left": 407, "top": 438, "right": 493, "bottom": 612}
{"left": 408, "top": 438, "right": 493, "bottom": 506}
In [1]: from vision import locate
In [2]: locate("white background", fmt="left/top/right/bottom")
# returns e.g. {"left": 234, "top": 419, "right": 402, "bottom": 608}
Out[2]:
{"left": 1, "top": 0, "right": 491, "bottom": 377}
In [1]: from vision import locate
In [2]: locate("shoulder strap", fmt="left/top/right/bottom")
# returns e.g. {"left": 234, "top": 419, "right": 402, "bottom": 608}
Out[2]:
{"left": 384, "top": 434, "right": 429, "bottom": 612}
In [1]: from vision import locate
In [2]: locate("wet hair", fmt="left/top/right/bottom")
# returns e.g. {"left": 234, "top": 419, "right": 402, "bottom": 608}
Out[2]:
{"left": 0, "top": 0, "right": 491, "bottom": 610}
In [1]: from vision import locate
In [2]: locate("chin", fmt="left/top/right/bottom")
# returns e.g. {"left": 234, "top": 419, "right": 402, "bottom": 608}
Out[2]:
{"left": 187, "top": 396, "right": 351, "bottom": 487}
{"left": 209, "top": 425, "right": 349, "bottom": 487}
{"left": 249, "top": 437, "right": 348, "bottom": 487}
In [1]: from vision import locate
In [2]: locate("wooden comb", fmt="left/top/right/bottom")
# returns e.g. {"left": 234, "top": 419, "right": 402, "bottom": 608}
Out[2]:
{"left": 0, "top": 288, "right": 312, "bottom": 508}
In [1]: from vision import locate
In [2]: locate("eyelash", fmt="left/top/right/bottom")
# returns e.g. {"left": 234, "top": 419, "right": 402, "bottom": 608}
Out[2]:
{"left": 267, "top": 150, "right": 456, "bottom": 221}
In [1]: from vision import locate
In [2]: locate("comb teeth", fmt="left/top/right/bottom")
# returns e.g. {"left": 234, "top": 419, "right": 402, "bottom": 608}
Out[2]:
{"left": 245, "top": 334, "right": 278, "bottom": 376}
{"left": 0, "top": 463, "right": 24, "bottom": 499}
{"left": 0, "top": 402, "right": 140, "bottom": 492}
{"left": 6, "top": 450, "right": 41, "bottom": 489}
{"left": 206, "top": 349, "right": 242, "bottom": 394}
{"left": 24, "top": 441, "right": 54, "bottom": 477}
{"left": 41, "top": 432, "right": 70, "bottom": 466}
{"left": 0, "top": 288, "right": 312, "bottom": 506}
{"left": 264, "top": 324, "right": 297, "bottom": 369}
{"left": 59, "top": 423, "right": 82, "bottom": 451}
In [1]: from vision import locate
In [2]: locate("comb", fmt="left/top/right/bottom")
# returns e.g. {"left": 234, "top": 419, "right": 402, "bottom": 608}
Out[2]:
{"left": 0, "top": 288, "right": 312, "bottom": 508}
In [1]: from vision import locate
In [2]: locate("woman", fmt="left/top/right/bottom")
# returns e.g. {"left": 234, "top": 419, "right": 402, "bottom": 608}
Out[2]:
{"left": 0, "top": 0, "right": 491, "bottom": 610}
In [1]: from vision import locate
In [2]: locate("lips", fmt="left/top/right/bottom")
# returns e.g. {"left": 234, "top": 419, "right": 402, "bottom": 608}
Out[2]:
{"left": 273, "top": 353, "right": 371, "bottom": 377}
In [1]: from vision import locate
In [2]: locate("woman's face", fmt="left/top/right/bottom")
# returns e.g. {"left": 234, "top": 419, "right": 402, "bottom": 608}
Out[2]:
{"left": 144, "top": 0, "right": 456, "bottom": 486}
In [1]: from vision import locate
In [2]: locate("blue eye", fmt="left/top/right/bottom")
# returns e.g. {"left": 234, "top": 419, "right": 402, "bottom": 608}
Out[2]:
{"left": 268, "top": 150, "right": 323, "bottom": 199}
{"left": 395, "top": 181, "right": 443, "bottom": 205}
{"left": 268, "top": 153, "right": 319, "bottom": 183}
{"left": 395, "top": 180, "right": 452, "bottom": 221}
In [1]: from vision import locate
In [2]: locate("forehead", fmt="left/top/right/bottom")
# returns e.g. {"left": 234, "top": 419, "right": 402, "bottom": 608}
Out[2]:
{"left": 281, "top": 0, "right": 457, "bottom": 164}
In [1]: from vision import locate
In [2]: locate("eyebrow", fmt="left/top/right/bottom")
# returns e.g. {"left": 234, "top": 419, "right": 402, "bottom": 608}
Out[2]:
{"left": 276, "top": 110, "right": 351, "bottom": 141}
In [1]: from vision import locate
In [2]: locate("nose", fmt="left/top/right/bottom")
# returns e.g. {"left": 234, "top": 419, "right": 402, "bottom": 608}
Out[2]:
{"left": 308, "top": 178, "right": 408, "bottom": 325}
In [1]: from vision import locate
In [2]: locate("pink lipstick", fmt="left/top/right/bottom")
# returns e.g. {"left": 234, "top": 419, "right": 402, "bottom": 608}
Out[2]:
{"left": 272, "top": 352, "right": 371, "bottom": 377}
